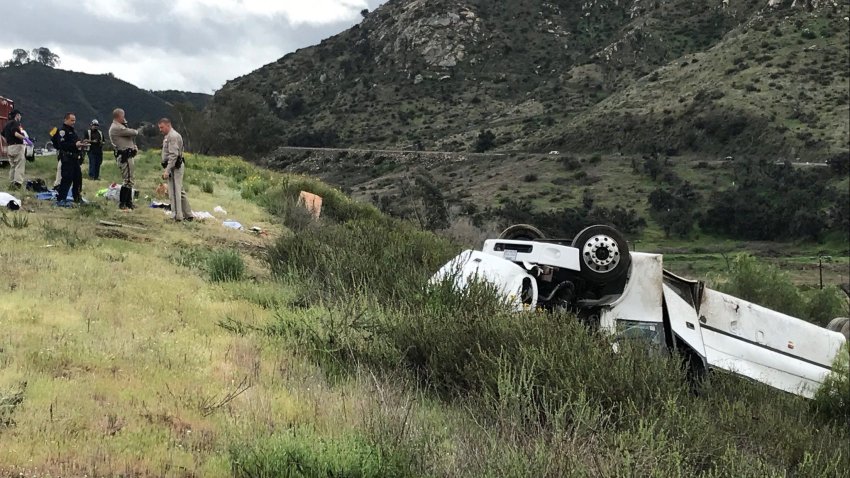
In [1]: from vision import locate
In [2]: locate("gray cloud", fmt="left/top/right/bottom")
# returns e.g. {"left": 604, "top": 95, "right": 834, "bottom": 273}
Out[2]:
{"left": 0, "top": 0, "right": 386, "bottom": 92}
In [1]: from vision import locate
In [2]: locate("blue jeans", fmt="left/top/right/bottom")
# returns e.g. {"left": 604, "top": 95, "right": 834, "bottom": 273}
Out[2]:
{"left": 88, "top": 149, "right": 103, "bottom": 179}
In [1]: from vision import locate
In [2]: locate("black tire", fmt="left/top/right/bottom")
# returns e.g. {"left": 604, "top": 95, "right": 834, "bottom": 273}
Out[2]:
{"left": 498, "top": 224, "right": 545, "bottom": 241}
{"left": 572, "top": 224, "right": 631, "bottom": 284}
{"left": 826, "top": 317, "right": 850, "bottom": 341}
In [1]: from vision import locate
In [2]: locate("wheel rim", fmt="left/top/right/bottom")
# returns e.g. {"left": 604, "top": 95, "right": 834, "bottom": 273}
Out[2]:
{"left": 581, "top": 234, "right": 621, "bottom": 273}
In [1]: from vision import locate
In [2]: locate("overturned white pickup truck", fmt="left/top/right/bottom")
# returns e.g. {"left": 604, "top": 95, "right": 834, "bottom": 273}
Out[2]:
{"left": 432, "top": 224, "right": 848, "bottom": 398}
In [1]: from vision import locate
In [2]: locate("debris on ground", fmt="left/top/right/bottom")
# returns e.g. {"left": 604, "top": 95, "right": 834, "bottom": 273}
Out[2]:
{"left": 249, "top": 226, "right": 268, "bottom": 237}
{"left": 98, "top": 220, "right": 147, "bottom": 231}
{"left": 154, "top": 183, "right": 169, "bottom": 199}
{"left": 0, "top": 192, "right": 21, "bottom": 210}
{"left": 298, "top": 191, "right": 322, "bottom": 219}
{"left": 25, "top": 179, "right": 49, "bottom": 192}
{"left": 34, "top": 190, "right": 88, "bottom": 204}
{"left": 213, "top": 206, "right": 227, "bottom": 215}
{"left": 223, "top": 220, "right": 244, "bottom": 230}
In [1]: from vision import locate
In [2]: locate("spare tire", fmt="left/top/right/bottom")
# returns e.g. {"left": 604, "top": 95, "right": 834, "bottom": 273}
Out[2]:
{"left": 826, "top": 317, "right": 850, "bottom": 341}
{"left": 498, "top": 224, "right": 545, "bottom": 241}
{"left": 572, "top": 225, "right": 631, "bottom": 284}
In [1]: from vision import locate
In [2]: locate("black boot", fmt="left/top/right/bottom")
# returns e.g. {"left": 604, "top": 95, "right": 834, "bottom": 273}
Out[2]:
{"left": 126, "top": 187, "right": 135, "bottom": 209}
{"left": 119, "top": 186, "right": 129, "bottom": 209}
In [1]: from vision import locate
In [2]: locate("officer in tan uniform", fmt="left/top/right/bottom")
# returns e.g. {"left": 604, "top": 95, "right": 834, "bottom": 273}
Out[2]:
{"left": 108, "top": 108, "right": 138, "bottom": 209}
{"left": 158, "top": 118, "right": 193, "bottom": 222}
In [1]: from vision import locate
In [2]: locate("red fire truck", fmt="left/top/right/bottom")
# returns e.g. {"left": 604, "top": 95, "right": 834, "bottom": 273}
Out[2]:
{"left": 0, "top": 95, "right": 14, "bottom": 164}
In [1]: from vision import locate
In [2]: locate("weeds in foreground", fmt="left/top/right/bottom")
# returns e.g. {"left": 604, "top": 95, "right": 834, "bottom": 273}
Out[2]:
{"left": 1, "top": 212, "right": 29, "bottom": 229}
{"left": 41, "top": 221, "right": 88, "bottom": 247}
{"left": 229, "top": 427, "right": 412, "bottom": 478}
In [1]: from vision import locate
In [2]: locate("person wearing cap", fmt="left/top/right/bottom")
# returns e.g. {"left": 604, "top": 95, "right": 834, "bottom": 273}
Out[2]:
{"left": 1, "top": 109, "right": 30, "bottom": 189}
{"left": 108, "top": 108, "right": 138, "bottom": 209}
{"left": 85, "top": 119, "right": 105, "bottom": 180}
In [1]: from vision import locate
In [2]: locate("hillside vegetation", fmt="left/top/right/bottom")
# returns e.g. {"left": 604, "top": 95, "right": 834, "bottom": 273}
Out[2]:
{"left": 203, "top": 0, "right": 848, "bottom": 161}
{"left": 0, "top": 63, "right": 209, "bottom": 146}
{"left": 0, "top": 152, "right": 848, "bottom": 476}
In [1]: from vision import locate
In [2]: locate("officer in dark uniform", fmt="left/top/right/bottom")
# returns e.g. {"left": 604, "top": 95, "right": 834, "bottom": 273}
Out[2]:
{"left": 53, "top": 112, "right": 87, "bottom": 205}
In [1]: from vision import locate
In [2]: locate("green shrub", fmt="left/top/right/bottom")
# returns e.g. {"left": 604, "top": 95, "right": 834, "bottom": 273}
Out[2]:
{"left": 805, "top": 286, "right": 849, "bottom": 326}
{"left": 715, "top": 254, "right": 807, "bottom": 319}
{"left": 201, "top": 180, "right": 215, "bottom": 194}
{"left": 170, "top": 245, "right": 211, "bottom": 270}
{"left": 260, "top": 176, "right": 382, "bottom": 224}
{"left": 207, "top": 249, "right": 245, "bottom": 282}
{"left": 229, "top": 428, "right": 411, "bottom": 478}
{"left": 266, "top": 217, "right": 455, "bottom": 305}
{"left": 715, "top": 254, "right": 848, "bottom": 324}
{"left": 812, "top": 344, "right": 850, "bottom": 424}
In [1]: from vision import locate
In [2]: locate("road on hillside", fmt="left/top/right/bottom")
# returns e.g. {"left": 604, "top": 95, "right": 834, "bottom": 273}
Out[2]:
{"left": 270, "top": 146, "right": 830, "bottom": 168}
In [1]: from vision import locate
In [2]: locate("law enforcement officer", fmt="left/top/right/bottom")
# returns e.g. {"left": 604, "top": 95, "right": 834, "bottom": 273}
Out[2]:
{"left": 53, "top": 113, "right": 86, "bottom": 205}
{"left": 85, "top": 119, "right": 105, "bottom": 180}
{"left": 2, "top": 109, "right": 28, "bottom": 189}
{"left": 158, "top": 118, "right": 193, "bottom": 222}
{"left": 108, "top": 108, "right": 138, "bottom": 209}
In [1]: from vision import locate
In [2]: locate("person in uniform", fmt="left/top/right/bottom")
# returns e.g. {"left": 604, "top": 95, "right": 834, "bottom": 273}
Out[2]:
{"left": 1, "top": 109, "right": 28, "bottom": 189}
{"left": 108, "top": 108, "right": 138, "bottom": 209}
{"left": 85, "top": 119, "right": 104, "bottom": 180}
{"left": 158, "top": 118, "right": 192, "bottom": 222}
{"left": 53, "top": 113, "right": 86, "bottom": 205}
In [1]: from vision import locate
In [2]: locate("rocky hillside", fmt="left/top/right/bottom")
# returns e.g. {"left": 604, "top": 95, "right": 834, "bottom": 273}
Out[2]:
{"left": 0, "top": 63, "right": 206, "bottom": 144}
{"left": 205, "top": 0, "right": 848, "bottom": 161}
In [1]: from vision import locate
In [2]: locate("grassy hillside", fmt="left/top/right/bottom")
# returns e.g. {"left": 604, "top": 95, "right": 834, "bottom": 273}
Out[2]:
{"left": 203, "top": 0, "right": 848, "bottom": 161}
{"left": 0, "top": 153, "right": 847, "bottom": 475}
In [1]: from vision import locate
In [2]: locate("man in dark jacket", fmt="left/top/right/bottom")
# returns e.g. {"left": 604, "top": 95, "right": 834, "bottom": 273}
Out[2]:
{"left": 53, "top": 113, "right": 86, "bottom": 205}
{"left": 85, "top": 119, "right": 104, "bottom": 180}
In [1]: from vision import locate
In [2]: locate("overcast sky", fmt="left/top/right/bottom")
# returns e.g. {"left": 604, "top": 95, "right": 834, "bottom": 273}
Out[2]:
{"left": 1, "top": 0, "right": 387, "bottom": 93}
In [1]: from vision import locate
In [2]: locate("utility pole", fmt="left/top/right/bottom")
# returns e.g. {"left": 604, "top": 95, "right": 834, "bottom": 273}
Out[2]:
{"left": 817, "top": 252, "right": 830, "bottom": 290}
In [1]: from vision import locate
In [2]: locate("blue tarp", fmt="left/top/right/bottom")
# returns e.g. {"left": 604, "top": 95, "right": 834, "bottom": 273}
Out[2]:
{"left": 36, "top": 189, "right": 88, "bottom": 204}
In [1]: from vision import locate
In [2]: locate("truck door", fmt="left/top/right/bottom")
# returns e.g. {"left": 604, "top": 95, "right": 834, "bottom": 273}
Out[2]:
{"left": 662, "top": 272, "right": 707, "bottom": 367}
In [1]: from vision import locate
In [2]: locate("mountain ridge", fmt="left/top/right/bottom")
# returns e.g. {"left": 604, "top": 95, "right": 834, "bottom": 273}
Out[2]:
{"left": 203, "top": 0, "right": 847, "bottom": 161}
{"left": 0, "top": 63, "right": 209, "bottom": 144}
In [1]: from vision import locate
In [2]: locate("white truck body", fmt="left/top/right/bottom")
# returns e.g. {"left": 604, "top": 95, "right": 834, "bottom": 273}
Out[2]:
{"left": 433, "top": 241, "right": 847, "bottom": 398}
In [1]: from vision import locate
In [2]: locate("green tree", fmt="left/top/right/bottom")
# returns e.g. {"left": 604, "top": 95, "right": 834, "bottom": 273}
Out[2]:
{"left": 4, "top": 48, "right": 30, "bottom": 67}
{"left": 30, "top": 47, "right": 60, "bottom": 67}
{"left": 473, "top": 130, "right": 496, "bottom": 152}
